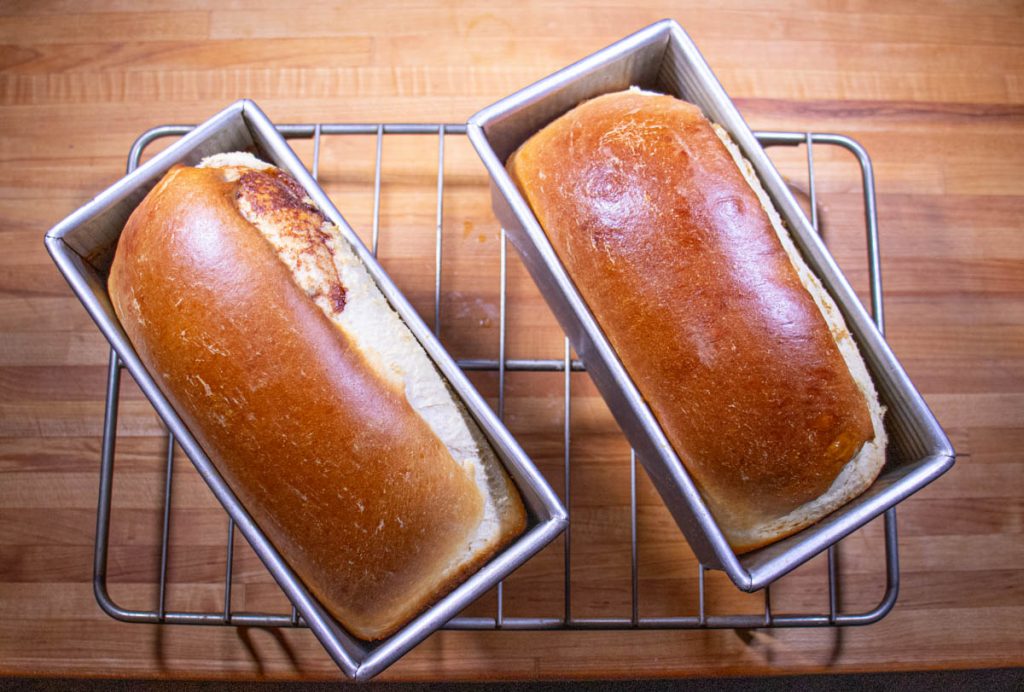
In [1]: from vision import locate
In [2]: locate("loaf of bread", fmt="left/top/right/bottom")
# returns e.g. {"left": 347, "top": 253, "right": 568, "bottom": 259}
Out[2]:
{"left": 108, "top": 153, "right": 526, "bottom": 639}
{"left": 507, "top": 90, "right": 886, "bottom": 553}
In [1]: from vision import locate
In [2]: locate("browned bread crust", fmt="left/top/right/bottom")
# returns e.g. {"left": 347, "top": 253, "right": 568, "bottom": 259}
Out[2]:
{"left": 508, "top": 90, "right": 884, "bottom": 552}
{"left": 109, "top": 159, "right": 525, "bottom": 639}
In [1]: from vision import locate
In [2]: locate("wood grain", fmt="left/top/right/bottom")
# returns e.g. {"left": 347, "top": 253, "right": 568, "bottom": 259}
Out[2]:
{"left": 1, "top": 0, "right": 1022, "bottom": 682}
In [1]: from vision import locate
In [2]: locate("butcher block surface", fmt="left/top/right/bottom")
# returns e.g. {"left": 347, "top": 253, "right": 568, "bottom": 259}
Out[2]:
{"left": 1, "top": 0, "right": 1022, "bottom": 681}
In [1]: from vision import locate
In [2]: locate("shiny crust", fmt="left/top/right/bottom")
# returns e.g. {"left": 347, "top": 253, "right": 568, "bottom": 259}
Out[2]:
{"left": 508, "top": 91, "right": 882, "bottom": 551}
{"left": 109, "top": 162, "right": 524, "bottom": 639}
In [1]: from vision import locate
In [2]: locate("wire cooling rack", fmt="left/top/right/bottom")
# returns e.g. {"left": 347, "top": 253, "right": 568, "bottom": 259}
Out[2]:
{"left": 93, "top": 123, "right": 898, "bottom": 633}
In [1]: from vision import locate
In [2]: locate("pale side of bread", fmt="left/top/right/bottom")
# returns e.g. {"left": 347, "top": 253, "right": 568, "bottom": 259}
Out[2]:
{"left": 708, "top": 124, "right": 887, "bottom": 550}
{"left": 199, "top": 152, "right": 523, "bottom": 564}
{"left": 111, "top": 153, "right": 525, "bottom": 640}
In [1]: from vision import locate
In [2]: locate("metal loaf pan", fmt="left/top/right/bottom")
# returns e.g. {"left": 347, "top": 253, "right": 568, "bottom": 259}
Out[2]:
{"left": 45, "top": 99, "right": 567, "bottom": 680}
{"left": 467, "top": 19, "right": 953, "bottom": 591}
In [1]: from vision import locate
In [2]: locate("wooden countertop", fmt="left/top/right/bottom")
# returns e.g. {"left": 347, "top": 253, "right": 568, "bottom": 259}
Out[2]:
{"left": 2, "top": 0, "right": 1021, "bottom": 681}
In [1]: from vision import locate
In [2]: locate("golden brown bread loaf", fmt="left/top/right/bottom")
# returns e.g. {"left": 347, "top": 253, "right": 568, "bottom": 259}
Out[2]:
{"left": 507, "top": 90, "right": 886, "bottom": 552}
{"left": 108, "top": 153, "right": 525, "bottom": 639}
